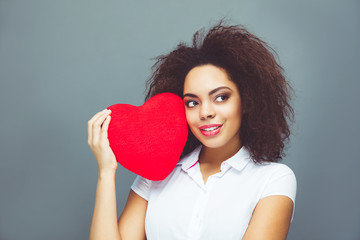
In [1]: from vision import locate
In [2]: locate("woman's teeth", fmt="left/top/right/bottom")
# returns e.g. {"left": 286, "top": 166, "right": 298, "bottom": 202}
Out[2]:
{"left": 203, "top": 126, "right": 220, "bottom": 131}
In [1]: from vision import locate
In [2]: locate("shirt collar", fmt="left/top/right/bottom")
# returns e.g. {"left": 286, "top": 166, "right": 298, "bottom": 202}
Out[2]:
{"left": 177, "top": 145, "right": 251, "bottom": 172}
{"left": 177, "top": 145, "right": 202, "bottom": 172}
{"left": 223, "top": 146, "right": 251, "bottom": 171}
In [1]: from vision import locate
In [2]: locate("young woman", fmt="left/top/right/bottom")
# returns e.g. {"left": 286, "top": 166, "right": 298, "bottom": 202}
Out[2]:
{"left": 88, "top": 23, "right": 296, "bottom": 240}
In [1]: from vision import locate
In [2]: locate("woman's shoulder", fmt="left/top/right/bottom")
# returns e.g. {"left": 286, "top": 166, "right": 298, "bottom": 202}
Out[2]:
{"left": 238, "top": 147, "right": 295, "bottom": 177}
{"left": 247, "top": 160, "right": 296, "bottom": 180}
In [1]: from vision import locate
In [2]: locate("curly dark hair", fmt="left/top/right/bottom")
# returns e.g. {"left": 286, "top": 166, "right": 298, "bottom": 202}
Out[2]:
{"left": 145, "top": 22, "right": 294, "bottom": 163}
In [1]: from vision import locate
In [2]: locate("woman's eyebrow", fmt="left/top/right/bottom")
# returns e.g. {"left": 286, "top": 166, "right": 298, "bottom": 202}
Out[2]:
{"left": 183, "top": 86, "right": 232, "bottom": 98}
{"left": 209, "top": 86, "right": 232, "bottom": 95}
{"left": 183, "top": 93, "right": 198, "bottom": 98}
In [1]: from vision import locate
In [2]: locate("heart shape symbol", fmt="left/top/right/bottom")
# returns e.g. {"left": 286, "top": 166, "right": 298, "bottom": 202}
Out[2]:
{"left": 107, "top": 93, "right": 188, "bottom": 180}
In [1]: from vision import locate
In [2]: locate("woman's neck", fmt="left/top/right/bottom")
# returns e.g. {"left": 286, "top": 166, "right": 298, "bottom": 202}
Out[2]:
{"left": 199, "top": 140, "right": 242, "bottom": 166}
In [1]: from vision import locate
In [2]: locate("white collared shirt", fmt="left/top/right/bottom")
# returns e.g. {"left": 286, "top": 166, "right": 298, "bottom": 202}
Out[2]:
{"left": 131, "top": 145, "right": 296, "bottom": 240}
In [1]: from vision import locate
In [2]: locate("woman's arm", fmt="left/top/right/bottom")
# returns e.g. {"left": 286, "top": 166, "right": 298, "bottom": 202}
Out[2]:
{"left": 118, "top": 190, "right": 147, "bottom": 239}
{"left": 88, "top": 109, "right": 147, "bottom": 240}
{"left": 89, "top": 175, "right": 147, "bottom": 240}
{"left": 89, "top": 171, "right": 120, "bottom": 240}
{"left": 242, "top": 195, "right": 294, "bottom": 240}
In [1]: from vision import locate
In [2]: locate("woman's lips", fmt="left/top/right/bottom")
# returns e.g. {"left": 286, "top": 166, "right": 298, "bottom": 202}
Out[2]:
{"left": 199, "top": 124, "right": 223, "bottom": 136}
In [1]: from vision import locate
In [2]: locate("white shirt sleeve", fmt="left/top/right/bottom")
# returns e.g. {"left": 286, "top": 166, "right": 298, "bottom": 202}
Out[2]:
{"left": 260, "top": 164, "right": 297, "bottom": 203}
{"left": 259, "top": 164, "right": 297, "bottom": 221}
{"left": 131, "top": 175, "right": 152, "bottom": 201}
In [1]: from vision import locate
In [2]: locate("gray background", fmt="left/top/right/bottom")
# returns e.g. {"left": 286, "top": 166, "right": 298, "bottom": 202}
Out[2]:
{"left": 0, "top": 0, "right": 359, "bottom": 239}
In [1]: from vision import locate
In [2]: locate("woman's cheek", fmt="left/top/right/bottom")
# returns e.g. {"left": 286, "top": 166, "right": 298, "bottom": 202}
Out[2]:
{"left": 185, "top": 112, "right": 198, "bottom": 133}
{"left": 185, "top": 109, "right": 194, "bottom": 124}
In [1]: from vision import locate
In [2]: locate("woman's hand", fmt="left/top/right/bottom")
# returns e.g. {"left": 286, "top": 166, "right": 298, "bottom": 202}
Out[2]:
{"left": 88, "top": 108, "right": 118, "bottom": 174}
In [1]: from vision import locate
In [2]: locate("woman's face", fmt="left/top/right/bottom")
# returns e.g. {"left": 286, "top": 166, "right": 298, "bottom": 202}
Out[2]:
{"left": 183, "top": 64, "right": 243, "bottom": 150}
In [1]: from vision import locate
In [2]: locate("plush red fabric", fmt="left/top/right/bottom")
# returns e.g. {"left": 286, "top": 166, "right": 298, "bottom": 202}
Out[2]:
{"left": 107, "top": 93, "right": 188, "bottom": 180}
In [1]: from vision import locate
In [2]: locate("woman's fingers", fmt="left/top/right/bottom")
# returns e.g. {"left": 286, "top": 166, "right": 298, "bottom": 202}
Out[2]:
{"left": 100, "top": 115, "right": 111, "bottom": 144}
{"left": 88, "top": 109, "right": 111, "bottom": 146}
{"left": 87, "top": 109, "right": 117, "bottom": 172}
{"left": 88, "top": 109, "right": 106, "bottom": 145}
{"left": 92, "top": 110, "right": 111, "bottom": 145}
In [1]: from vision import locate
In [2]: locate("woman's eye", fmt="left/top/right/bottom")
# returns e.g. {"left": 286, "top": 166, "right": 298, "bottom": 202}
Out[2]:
{"left": 215, "top": 95, "right": 229, "bottom": 102}
{"left": 186, "top": 100, "right": 198, "bottom": 108}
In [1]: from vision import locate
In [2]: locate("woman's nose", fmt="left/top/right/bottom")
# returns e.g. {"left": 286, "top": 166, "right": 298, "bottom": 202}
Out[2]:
{"left": 199, "top": 102, "right": 216, "bottom": 120}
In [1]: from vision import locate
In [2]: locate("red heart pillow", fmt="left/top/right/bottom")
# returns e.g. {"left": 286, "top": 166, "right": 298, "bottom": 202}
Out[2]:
{"left": 107, "top": 93, "right": 188, "bottom": 180}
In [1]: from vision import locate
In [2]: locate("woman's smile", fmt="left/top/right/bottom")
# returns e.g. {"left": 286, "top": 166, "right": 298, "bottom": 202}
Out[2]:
{"left": 199, "top": 124, "right": 223, "bottom": 136}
